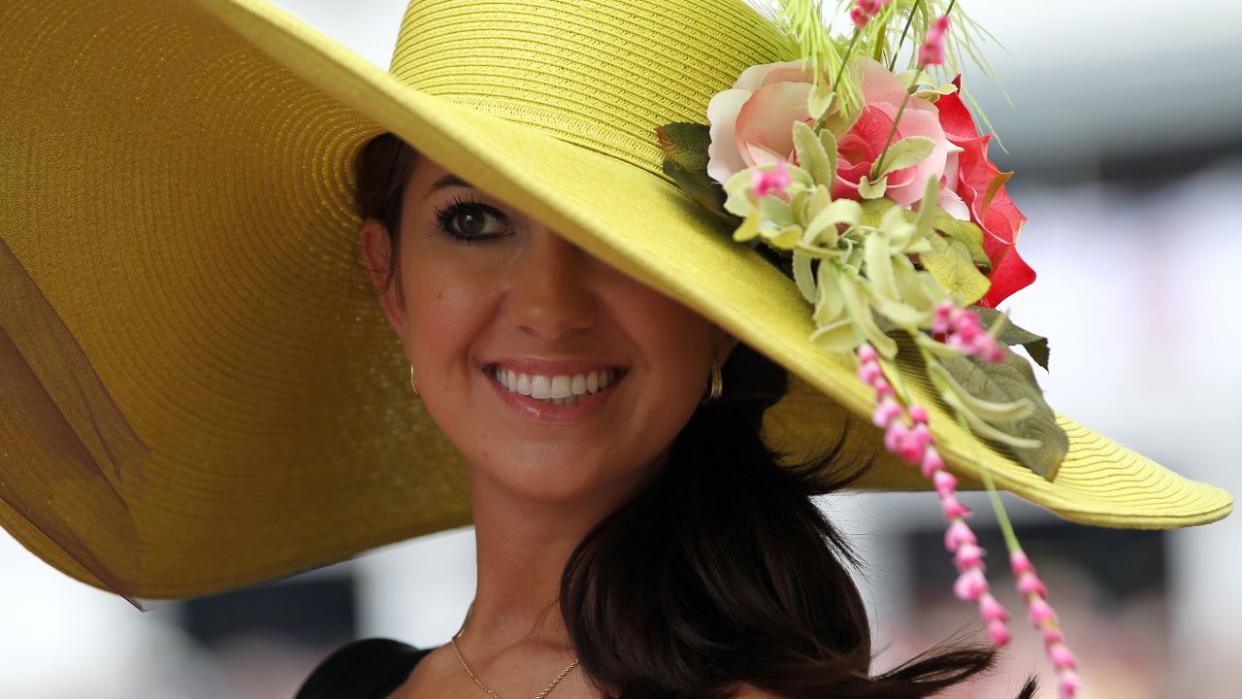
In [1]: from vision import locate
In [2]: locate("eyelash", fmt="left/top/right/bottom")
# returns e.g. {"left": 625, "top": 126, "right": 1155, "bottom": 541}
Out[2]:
{"left": 432, "top": 195, "right": 510, "bottom": 245}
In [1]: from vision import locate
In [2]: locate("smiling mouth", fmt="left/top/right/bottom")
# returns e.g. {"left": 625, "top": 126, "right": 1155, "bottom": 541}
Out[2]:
{"left": 479, "top": 365, "right": 625, "bottom": 407}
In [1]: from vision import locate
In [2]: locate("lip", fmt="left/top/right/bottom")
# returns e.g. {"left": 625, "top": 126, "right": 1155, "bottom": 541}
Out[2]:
{"left": 484, "top": 363, "right": 628, "bottom": 424}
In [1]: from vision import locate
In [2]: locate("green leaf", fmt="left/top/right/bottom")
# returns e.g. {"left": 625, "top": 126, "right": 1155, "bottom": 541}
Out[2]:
{"left": 932, "top": 213, "right": 990, "bottom": 270}
{"left": 928, "top": 361, "right": 1036, "bottom": 422}
{"left": 792, "top": 250, "right": 816, "bottom": 304}
{"left": 813, "top": 259, "right": 846, "bottom": 326}
{"left": 802, "top": 184, "right": 831, "bottom": 223}
{"left": 891, "top": 253, "right": 941, "bottom": 312}
{"left": 971, "top": 306, "right": 1052, "bottom": 371}
{"left": 935, "top": 346, "right": 1070, "bottom": 480}
{"left": 655, "top": 122, "right": 711, "bottom": 172}
{"left": 840, "top": 270, "right": 897, "bottom": 359}
{"left": 877, "top": 204, "right": 917, "bottom": 254}
{"left": 920, "top": 232, "right": 990, "bottom": 306}
{"left": 809, "top": 316, "right": 863, "bottom": 354}
{"left": 809, "top": 83, "right": 835, "bottom": 120}
{"left": 872, "top": 293, "right": 933, "bottom": 330}
{"left": 731, "top": 209, "right": 762, "bottom": 242}
{"left": 940, "top": 390, "right": 1044, "bottom": 450}
{"left": 857, "top": 174, "right": 887, "bottom": 199}
{"left": 914, "top": 81, "right": 960, "bottom": 99}
{"left": 661, "top": 160, "right": 731, "bottom": 220}
{"left": 804, "top": 198, "right": 861, "bottom": 249}
{"left": 793, "top": 120, "right": 832, "bottom": 188}
{"left": 819, "top": 128, "right": 838, "bottom": 190}
{"left": 762, "top": 224, "right": 802, "bottom": 249}
{"left": 872, "top": 136, "right": 935, "bottom": 179}
{"left": 914, "top": 175, "right": 940, "bottom": 242}
{"left": 864, "top": 232, "right": 899, "bottom": 302}
{"left": 895, "top": 68, "right": 934, "bottom": 88}
{"left": 914, "top": 331, "right": 970, "bottom": 359}
{"left": 758, "top": 195, "right": 796, "bottom": 228}
{"left": 722, "top": 168, "right": 756, "bottom": 217}
{"left": 858, "top": 198, "right": 902, "bottom": 228}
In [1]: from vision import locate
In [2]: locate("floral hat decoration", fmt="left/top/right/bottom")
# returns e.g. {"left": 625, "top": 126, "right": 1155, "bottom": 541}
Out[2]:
{"left": 0, "top": 2, "right": 1232, "bottom": 698}
{"left": 654, "top": 1, "right": 1218, "bottom": 695}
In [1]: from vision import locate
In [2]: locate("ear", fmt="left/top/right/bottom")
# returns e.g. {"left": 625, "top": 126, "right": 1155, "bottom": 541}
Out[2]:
{"left": 359, "top": 218, "right": 409, "bottom": 344}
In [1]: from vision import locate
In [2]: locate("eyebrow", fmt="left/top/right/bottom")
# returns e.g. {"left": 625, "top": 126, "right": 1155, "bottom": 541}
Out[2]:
{"left": 426, "top": 174, "right": 474, "bottom": 196}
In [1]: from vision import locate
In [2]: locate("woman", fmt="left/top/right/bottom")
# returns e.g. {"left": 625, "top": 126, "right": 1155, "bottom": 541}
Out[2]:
{"left": 0, "top": 0, "right": 1230, "bottom": 697}
{"left": 298, "top": 136, "right": 1029, "bottom": 697}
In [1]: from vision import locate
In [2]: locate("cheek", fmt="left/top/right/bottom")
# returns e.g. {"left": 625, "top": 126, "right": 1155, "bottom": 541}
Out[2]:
{"left": 401, "top": 256, "right": 492, "bottom": 373}
{"left": 619, "top": 287, "right": 715, "bottom": 407}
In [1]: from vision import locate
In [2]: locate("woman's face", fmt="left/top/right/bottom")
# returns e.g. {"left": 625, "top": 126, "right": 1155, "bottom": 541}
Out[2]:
{"left": 361, "top": 155, "right": 738, "bottom": 505}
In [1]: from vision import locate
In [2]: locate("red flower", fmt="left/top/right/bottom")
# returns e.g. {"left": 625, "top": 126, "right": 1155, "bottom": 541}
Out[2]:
{"left": 937, "top": 77, "right": 1035, "bottom": 308}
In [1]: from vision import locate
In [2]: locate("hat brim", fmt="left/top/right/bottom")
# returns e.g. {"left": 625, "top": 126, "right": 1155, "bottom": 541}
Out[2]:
{"left": 0, "top": 0, "right": 1231, "bottom": 601}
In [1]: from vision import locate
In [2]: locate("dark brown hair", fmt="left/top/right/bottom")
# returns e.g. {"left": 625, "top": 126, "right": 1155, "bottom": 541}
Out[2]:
{"left": 354, "top": 132, "right": 420, "bottom": 308}
{"left": 354, "top": 132, "right": 1037, "bottom": 699}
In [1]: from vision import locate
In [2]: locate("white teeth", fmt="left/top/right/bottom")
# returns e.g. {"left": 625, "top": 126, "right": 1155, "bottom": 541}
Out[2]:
{"left": 493, "top": 366, "right": 620, "bottom": 403}
{"left": 531, "top": 375, "right": 551, "bottom": 399}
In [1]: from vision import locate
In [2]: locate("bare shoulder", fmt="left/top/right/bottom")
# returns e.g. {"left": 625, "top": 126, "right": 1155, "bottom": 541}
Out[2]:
{"left": 731, "top": 683, "right": 786, "bottom": 699}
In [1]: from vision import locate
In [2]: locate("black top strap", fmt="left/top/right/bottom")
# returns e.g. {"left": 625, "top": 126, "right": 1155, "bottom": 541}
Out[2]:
{"left": 295, "top": 637, "right": 434, "bottom": 699}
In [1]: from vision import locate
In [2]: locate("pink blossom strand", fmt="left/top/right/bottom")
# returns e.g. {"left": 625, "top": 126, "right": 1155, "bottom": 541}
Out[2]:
{"left": 932, "top": 300, "right": 1005, "bottom": 362}
{"left": 1012, "top": 549, "right": 1081, "bottom": 698}
{"left": 918, "top": 14, "right": 950, "bottom": 66}
{"left": 856, "top": 342, "right": 1012, "bottom": 646}
{"left": 850, "top": 0, "right": 893, "bottom": 29}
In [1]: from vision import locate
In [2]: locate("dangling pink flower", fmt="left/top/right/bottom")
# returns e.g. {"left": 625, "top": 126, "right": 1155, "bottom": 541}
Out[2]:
{"left": 933, "top": 300, "right": 1005, "bottom": 362}
{"left": 854, "top": 343, "right": 1019, "bottom": 652}
{"left": 921, "top": 445, "right": 945, "bottom": 478}
{"left": 932, "top": 469, "right": 957, "bottom": 497}
{"left": 1010, "top": 549, "right": 1081, "bottom": 698}
{"left": 953, "top": 542, "right": 985, "bottom": 572}
{"left": 919, "top": 15, "right": 951, "bottom": 66}
{"left": 1049, "top": 642, "right": 1077, "bottom": 671}
{"left": 851, "top": 0, "right": 893, "bottom": 29}
{"left": 944, "top": 518, "right": 976, "bottom": 551}
{"left": 979, "top": 593, "right": 1009, "bottom": 623}
{"left": 987, "top": 619, "right": 1012, "bottom": 646}
{"left": 953, "top": 566, "right": 988, "bottom": 601}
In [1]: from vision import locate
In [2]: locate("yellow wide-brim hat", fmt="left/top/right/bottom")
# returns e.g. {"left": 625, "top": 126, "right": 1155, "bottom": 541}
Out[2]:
{"left": 0, "top": 0, "right": 1231, "bottom": 604}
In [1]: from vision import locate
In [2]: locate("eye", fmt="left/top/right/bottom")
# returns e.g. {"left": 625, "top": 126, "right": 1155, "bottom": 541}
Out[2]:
{"left": 433, "top": 195, "right": 511, "bottom": 244}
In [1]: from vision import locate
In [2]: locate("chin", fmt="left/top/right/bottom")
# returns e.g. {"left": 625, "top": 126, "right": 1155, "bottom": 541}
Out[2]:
{"left": 478, "top": 456, "right": 649, "bottom": 507}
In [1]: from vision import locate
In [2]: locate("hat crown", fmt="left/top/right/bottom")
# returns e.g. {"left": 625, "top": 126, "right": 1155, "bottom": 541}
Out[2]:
{"left": 388, "top": 0, "right": 794, "bottom": 175}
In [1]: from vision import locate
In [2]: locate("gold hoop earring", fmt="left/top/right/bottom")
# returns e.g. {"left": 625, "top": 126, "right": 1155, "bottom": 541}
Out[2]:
{"left": 700, "top": 356, "right": 723, "bottom": 405}
{"left": 409, "top": 364, "right": 420, "bottom": 397}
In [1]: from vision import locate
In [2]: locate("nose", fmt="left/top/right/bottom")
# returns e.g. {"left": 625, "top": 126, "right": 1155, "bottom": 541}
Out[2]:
{"left": 503, "top": 224, "right": 598, "bottom": 340}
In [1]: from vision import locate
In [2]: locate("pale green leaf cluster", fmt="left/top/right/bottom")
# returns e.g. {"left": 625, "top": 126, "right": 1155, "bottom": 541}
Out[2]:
{"left": 722, "top": 116, "right": 997, "bottom": 363}
{"left": 720, "top": 115, "right": 1062, "bottom": 477}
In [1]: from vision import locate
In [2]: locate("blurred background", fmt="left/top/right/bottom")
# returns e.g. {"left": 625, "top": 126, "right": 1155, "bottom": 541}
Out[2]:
{"left": 3, "top": 0, "right": 1240, "bottom": 697}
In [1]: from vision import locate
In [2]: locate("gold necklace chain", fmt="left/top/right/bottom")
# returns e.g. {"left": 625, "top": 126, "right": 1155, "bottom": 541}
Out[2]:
{"left": 451, "top": 604, "right": 580, "bottom": 699}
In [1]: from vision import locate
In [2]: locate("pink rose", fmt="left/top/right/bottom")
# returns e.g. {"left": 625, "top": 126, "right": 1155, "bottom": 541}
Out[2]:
{"left": 706, "top": 60, "right": 815, "bottom": 186}
{"left": 936, "top": 76, "right": 1036, "bottom": 308}
{"left": 832, "top": 57, "right": 961, "bottom": 207}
